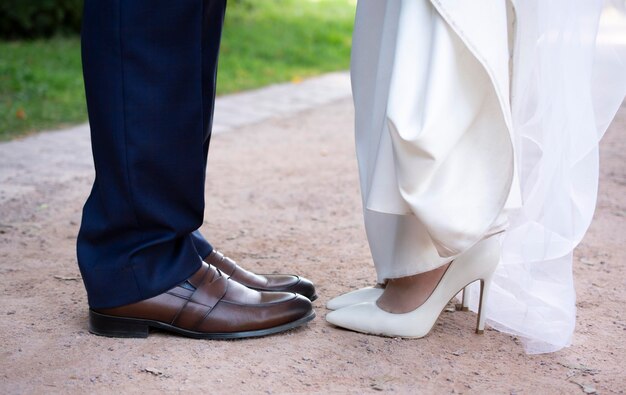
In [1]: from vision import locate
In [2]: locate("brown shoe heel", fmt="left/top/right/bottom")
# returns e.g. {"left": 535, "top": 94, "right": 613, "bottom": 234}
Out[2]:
{"left": 89, "top": 310, "right": 149, "bottom": 338}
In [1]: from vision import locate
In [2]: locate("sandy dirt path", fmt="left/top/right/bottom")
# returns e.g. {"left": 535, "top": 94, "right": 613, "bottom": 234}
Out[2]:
{"left": 1, "top": 97, "right": 624, "bottom": 394}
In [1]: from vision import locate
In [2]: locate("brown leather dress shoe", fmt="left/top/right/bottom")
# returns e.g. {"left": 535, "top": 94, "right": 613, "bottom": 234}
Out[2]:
{"left": 205, "top": 250, "right": 317, "bottom": 301}
{"left": 89, "top": 262, "right": 314, "bottom": 339}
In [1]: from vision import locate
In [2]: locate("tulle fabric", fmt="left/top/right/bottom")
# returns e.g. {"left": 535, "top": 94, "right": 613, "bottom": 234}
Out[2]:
{"left": 464, "top": 0, "right": 626, "bottom": 354}
{"left": 352, "top": 0, "right": 626, "bottom": 353}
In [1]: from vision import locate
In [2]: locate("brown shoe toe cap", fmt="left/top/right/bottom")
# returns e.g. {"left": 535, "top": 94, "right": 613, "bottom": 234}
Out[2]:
{"left": 267, "top": 275, "right": 316, "bottom": 301}
{"left": 197, "top": 292, "right": 313, "bottom": 333}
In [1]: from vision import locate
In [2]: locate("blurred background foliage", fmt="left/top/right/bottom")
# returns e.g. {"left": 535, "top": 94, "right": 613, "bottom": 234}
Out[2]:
{"left": 0, "top": 0, "right": 355, "bottom": 140}
{"left": 0, "top": 0, "right": 83, "bottom": 39}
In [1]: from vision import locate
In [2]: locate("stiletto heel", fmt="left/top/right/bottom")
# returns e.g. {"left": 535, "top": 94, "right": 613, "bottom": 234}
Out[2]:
{"left": 475, "top": 273, "right": 494, "bottom": 334}
{"left": 326, "top": 236, "right": 501, "bottom": 338}
{"left": 455, "top": 286, "right": 470, "bottom": 311}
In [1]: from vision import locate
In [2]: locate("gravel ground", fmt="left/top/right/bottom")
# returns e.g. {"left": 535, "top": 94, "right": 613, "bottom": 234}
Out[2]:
{"left": 0, "top": 96, "right": 624, "bottom": 394}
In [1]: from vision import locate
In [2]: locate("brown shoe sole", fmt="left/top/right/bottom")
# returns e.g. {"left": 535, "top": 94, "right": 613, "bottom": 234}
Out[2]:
{"left": 89, "top": 309, "right": 316, "bottom": 339}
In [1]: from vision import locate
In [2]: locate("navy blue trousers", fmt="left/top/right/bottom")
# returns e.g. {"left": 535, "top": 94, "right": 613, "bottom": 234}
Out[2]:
{"left": 78, "top": 0, "right": 226, "bottom": 309}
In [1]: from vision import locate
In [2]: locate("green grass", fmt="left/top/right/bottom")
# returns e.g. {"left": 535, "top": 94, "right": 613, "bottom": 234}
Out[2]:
{"left": 0, "top": 37, "right": 85, "bottom": 140}
{"left": 218, "top": 0, "right": 355, "bottom": 93}
{"left": 0, "top": 0, "right": 355, "bottom": 141}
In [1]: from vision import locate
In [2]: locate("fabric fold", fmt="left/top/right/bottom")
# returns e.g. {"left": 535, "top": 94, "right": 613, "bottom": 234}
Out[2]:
{"left": 360, "top": 0, "right": 516, "bottom": 258}
{"left": 352, "top": 0, "right": 626, "bottom": 353}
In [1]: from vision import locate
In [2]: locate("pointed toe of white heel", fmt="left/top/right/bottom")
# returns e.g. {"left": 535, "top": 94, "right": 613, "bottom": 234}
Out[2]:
{"left": 325, "top": 237, "right": 501, "bottom": 338}
{"left": 326, "top": 301, "right": 433, "bottom": 338}
{"left": 326, "top": 302, "right": 388, "bottom": 336}
{"left": 326, "top": 287, "right": 384, "bottom": 310}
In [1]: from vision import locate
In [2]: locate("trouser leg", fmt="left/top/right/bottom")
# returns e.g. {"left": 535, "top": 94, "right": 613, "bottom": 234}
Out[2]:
{"left": 77, "top": 0, "right": 227, "bottom": 309}
{"left": 191, "top": 230, "right": 214, "bottom": 259}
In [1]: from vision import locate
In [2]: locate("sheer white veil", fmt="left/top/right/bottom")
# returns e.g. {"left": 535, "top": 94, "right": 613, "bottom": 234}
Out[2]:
{"left": 466, "top": 0, "right": 626, "bottom": 353}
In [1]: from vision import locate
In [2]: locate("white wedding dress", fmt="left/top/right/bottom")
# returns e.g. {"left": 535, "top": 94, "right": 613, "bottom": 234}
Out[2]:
{"left": 351, "top": 0, "right": 626, "bottom": 353}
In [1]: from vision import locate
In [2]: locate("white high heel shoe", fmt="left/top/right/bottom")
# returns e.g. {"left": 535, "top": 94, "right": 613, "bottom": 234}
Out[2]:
{"left": 326, "top": 282, "right": 473, "bottom": 311}
{"left": 325, "top": 236, "right": 500, "bottom": 338}
{"left": 326, "top": 286, "right": 384, "bottom": 310}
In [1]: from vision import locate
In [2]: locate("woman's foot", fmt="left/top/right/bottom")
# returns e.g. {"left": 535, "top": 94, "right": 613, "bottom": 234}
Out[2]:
{"left": 376, "top": 263, "right": 450, "bottom": 314}
{"left": 325, "top": 237, "right": 500, "bottom": 338}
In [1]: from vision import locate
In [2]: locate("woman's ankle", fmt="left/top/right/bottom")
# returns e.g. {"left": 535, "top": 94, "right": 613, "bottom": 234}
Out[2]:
{"left": 375, "top": 263, "right": 450, "bottom": 314}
